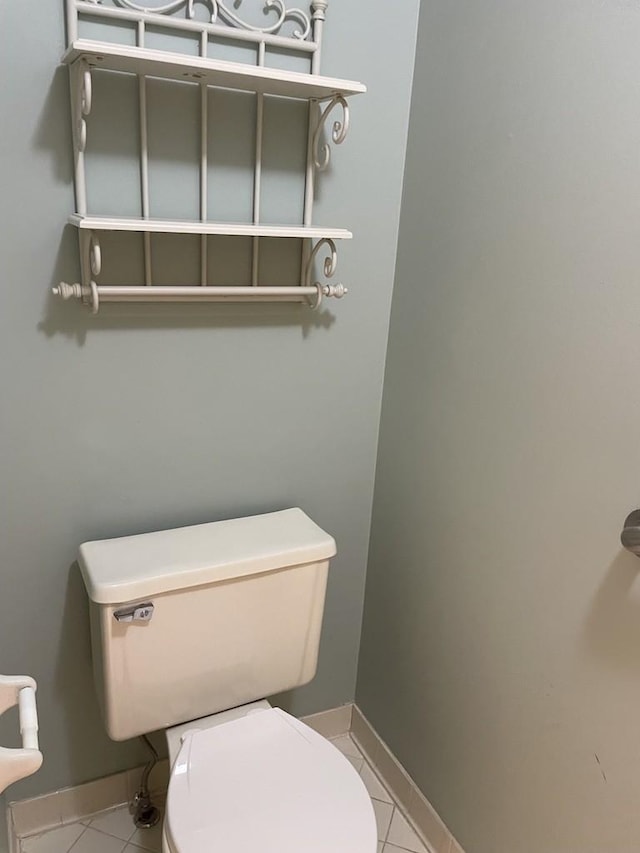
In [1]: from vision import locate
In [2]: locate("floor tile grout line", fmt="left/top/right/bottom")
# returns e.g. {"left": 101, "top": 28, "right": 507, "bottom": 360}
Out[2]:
{"left": 63, "top": 819, "right": 157, "bottom": 853}
{"left": 85, "top": 824, "right": 138, "bottom": 845}
{"left": 86, "top": 807, "right": 157, "bottom": 846}
{"left": 370, "top": 797, "right": 429, "bottom": 853}
{"left": 384, "top": 841, "right": 430, "bottom": 853}
{"left": 383, "top": 803, "right": 396, "bottom": 847}
{"left": 391, "top": 795, "right": 434, "bottom": 853}
{"left": 65, "top": 824, "right": 89, "bottom": 853}
{"left": 360, "top": 755, "right": 394, "bottom": 804}
{"left": 19, "top": 822, "right": 70, "bottom": 843}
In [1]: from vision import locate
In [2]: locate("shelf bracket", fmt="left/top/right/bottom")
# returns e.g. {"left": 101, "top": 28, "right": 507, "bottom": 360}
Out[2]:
{"left": 70, "top": 60, "right": 92, "bottom": 155}
{"left": 312, "top": 94, "right": 350, "bottom": 172}
{"left": 77, "top": 229, "right": 101, "bottom": 304}
{"left": 305, "top": 238, "right": 347, "bottom": 309}
{"left": 81, "top": 230, "right": 102, "bottom": 278}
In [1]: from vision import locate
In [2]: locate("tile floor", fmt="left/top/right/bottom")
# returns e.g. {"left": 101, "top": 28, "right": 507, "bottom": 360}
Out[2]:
{"left": 18, "top": 802, "right": 164, "bottom": 853}
{"left": 16, "top": 734, "right": 429, "bottom": 853}
{"left": 329, "top": 734, "right": 430, "bottom": 853}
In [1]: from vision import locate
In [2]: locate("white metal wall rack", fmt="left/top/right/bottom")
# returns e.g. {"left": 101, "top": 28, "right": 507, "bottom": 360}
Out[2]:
{"left": 54, "top": 0, "right": 366, "bottom": 313}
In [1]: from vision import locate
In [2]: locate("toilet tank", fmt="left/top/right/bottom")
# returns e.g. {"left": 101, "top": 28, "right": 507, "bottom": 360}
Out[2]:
{"left": 78, "top": 509, "right": 336, "bottom": 741}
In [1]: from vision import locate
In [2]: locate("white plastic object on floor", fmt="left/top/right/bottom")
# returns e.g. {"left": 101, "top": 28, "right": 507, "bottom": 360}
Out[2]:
{"left": 0, "top": 675, "right": 43, "bottom": 794}
{"left": 164, "top": 707, "right": 377, "bottom": 853}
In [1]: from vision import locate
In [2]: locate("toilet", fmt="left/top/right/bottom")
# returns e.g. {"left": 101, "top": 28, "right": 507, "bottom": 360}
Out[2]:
{"left": 78, "top": 508, "right": 377, "bottom": 853}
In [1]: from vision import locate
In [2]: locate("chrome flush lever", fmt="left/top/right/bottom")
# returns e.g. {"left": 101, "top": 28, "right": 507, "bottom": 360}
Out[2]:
{"left": 113, "top": 603, "right": 154, "bottom": 623}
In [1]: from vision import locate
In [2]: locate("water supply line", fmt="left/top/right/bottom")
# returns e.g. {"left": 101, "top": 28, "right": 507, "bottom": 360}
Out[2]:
{"left": 132, "top": 734, "right": 161, "bottom": 829}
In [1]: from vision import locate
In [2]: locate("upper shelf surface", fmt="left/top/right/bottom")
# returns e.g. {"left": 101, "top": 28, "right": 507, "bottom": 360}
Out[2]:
{"left": 69, "top": 215, "right": 352, "bottom": 240}
{"left": 63, "top": 40, "right": 366, "bottom": 101}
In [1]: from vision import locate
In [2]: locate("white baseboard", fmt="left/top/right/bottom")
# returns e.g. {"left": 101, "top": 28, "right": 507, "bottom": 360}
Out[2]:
{"left": 351, "top": 705, "right": 464, "bottom": 853}
{"left": 6, "top": 758, "right": 169, "bottom": 843}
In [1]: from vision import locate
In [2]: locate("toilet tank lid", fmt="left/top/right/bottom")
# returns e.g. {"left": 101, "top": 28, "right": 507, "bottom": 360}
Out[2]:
{"left": 78, "top": 508, "right": 336, "bottom": 605}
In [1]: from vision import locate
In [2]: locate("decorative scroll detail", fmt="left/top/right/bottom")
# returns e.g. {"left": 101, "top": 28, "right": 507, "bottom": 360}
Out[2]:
{"left": 81, "top": 69, "right": 92, "bottom": 115}
{"left": 305, "top": 238, "right": 347, "bottom": 310}
{"left": 109, "top": 0, "right": 216, "bottom": 18}
{"left": 76, "top": 116, "right": 87, "bottom": 153}
{"left": 216, "top": 0, "right": 310, "bottom": 39}
{"left": 89, "top": 233, "right": 102, "bottom": 276}
{"left": 72, "top": 66, "right": 93, "bottom": 153}
{"left": 312, "top": 94, "right": 350, "bottom": 171}
{"left": 99, "top": 0, "right": 311, "bottom": 38}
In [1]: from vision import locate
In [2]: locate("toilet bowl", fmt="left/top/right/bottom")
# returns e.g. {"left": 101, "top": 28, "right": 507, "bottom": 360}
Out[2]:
{"left": 78, "top": 509, "right": 375, "bottom": 852}
{"left": 162, "top": 705, "right": 376, "bottom": 853}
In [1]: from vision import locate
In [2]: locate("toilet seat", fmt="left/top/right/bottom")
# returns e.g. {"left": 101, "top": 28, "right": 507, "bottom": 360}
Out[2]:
{"left": 164, "top": 708, "right": 377, "bottom": 853}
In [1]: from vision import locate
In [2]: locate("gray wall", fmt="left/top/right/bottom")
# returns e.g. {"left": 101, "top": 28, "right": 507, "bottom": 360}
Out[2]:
{"left": 357, "top": 2, "right": 640, "bottom": 852}
{"left": 0, "top": 0, "right": 419, "bottom": 802}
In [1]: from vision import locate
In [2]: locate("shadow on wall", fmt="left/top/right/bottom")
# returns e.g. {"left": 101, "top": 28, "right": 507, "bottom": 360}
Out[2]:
{"left": 54, "top": 564, "right": 149, "bottom": 785}
{"left": 583, "top": 551, "right": 640, "bottom": 670}
{"left": 33, "top": 67, "right": 74, "bottom": 185}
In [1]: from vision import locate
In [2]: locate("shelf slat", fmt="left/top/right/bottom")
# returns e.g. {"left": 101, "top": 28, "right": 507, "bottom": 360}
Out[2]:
{"left": 69, "top": 215, "right": 352, "bottom": 240}
{"left": 63, "top": 40, "right": 367, "bottom": 101}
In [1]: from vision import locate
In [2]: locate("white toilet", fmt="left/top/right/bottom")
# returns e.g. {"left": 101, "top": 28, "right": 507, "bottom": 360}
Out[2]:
{"left": 78, "top": 508, "right": 377, "bottom": 853}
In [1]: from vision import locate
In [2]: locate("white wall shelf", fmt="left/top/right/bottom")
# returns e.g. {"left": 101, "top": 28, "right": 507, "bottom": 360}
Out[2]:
{"left": 63, "top": 40, "right": 366, "bottom": 102}
{"left": 69, "top": 215, "right": 352, "bottom": 241}
{"left": 55, "top": 0, "right": 365, "bottom": 313}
